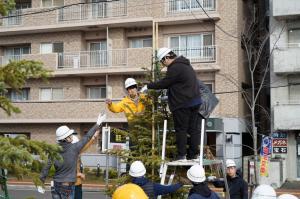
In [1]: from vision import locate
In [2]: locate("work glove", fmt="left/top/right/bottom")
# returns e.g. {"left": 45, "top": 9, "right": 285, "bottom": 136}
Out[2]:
{"left": 37, "top": 186, "right": 45, "bottom": 194}
{"left": 140, "top": 85, "right": 148, "bottom": 93}
{"left": 207, "top": 175, "right": 217, "bottom": 182}
{"left": 96, "top": 113, "right": 106, "bottom": 126}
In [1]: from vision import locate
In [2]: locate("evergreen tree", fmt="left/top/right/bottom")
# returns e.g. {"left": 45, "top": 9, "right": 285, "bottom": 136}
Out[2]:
{"left": 106, "top": 58, "right": 189, "bottom": 199}
{"left": 0, "top": 59, "right": 60, "bottom": 195}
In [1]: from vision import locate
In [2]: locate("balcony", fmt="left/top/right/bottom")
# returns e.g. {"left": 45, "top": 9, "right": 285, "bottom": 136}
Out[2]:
{"left": 166, "top": 0, "right": 216, "bottom": 14}
{"left": 273, "top": 103, "right": 300, "bottom": 130}
{"left": 162, "top": 0, "right": 219, "bottom": 23}
{"left": 0, "top": 48, "right": 153, "bottom": 74}
{"left": 0, "top": 100, "right": 125, "bottom": 123}
{"left": 273, "top": 0, "right": 300, "bottom": 18}
{"left": 273, "top": 45, "right": 300, "bottom": 74}
{"left": 57, "top": 1, "right": 127, "bottom": 23}
{"left": 0, "top": 0, "right": 128, "bottom": 34}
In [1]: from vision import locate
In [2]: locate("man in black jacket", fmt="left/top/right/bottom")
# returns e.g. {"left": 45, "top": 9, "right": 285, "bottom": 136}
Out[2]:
{"left": 140, "top": 47, "right": 202, "bottom": 160}
{"left": 211, "top": 159, "right": 248, "bottom": 199}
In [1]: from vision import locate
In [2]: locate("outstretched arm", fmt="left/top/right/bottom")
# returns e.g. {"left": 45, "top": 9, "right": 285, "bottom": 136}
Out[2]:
{"left": 153, "top": 183, "right": 182, "bottom": 196}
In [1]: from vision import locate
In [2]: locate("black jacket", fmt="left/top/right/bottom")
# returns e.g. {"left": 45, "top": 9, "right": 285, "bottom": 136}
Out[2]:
{"left": 148, "top": 56, "right": 200, "bottom": 111}
{"left": 212, "top": 175, "right": 248, "bottom": 199}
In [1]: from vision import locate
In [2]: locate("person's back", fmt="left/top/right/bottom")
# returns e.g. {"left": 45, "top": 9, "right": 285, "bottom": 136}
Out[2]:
{"left": 187, "top": 165, "right": 220, "bottom": 199}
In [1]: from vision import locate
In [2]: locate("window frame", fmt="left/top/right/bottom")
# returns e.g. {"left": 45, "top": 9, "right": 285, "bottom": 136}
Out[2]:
{"left": 40, "top": 42, "right": 64, "bottom": 54}
{"left": 128, "top": 37, "right": 152, "bottom": 48}
{"left": 39, "top": 87, "right": 64, "bottom": 101}
{"left": 41, "top": 0, "right": 64, "bottom": 8}
{"left": 86, "top": 85, "right": 107, "bottom": 99}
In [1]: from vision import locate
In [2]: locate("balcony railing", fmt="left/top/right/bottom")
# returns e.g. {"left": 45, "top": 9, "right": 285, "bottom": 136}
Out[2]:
{"left": 172, "top": 46, "right": 216, "bottom": 62}
{"left": 2, "top": 10, "right": 22, "bottom": 26}
{"left": 0, "top": 0, "right": 127, "bottom": 28}
{"left": 58, "top": 0, "right": 127, "bottom": 22}
{"left": 57, "top": 50, "right": 127, "bottom": 69}
{"left": 0, "top": 48, "right": 152, "bottom": 69}
{"left": 167, "top": 0, "right": 216, "bottom": 14}
{"left": 273, "top": 44, "right": 300, "bottom": 73}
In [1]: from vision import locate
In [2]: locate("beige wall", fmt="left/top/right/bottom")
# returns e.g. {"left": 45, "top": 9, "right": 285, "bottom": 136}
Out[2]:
{"left": 0, "top": 31, "right": 83, "bottom": 54}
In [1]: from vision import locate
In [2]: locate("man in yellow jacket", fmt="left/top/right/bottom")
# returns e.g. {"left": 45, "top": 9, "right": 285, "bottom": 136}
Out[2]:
{"left": 106, "top": 78, "right": 146, "bottom": 121}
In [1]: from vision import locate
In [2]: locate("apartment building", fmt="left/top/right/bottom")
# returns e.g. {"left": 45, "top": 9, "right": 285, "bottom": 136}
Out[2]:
{"left": 270, "top": 0, "right": 300, "bottom": 180}
{"left": 0, "top": 0, "right": 249, "bottom": 166}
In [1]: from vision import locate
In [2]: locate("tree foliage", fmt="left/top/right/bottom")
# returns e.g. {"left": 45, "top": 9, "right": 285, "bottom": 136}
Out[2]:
{"left": 0, "top": 0, "right": 15, "bottom": 16}
{"left": 0, "top": 60, "right": 51, "bottom": 115}
{"left": 0, "top": 135, "right": 62, "bottom": 185}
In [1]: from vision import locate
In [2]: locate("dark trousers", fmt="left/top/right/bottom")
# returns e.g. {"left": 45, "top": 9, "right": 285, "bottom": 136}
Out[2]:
{"left": 74, "top": 184, "right": 82, "bottom": 199}
{"left": 51, "top": 182, "right": 74, "bottom": 199}
{"left": 172, "top": 105, "right": 202, "bottom": 158}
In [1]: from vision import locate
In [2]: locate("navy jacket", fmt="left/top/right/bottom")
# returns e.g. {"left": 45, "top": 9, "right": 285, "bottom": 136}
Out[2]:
{"left": 188, "top": 183, "right": 220, "bottom": 199}
{"left": 132, "top": 177, "right": 182, "bottom": 198}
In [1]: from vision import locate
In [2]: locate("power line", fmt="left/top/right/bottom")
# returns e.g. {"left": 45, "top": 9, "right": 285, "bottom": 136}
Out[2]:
{"left": 182, "top": 0, "right": 238, "bottom": 43}
{"left": 0, "top": 0, "right": 139, "bottom": 19}
{"left": 214, "top": 82, "right": 300, "bottom": 95}
{"left": 195, "top": 0, "right": 239, "bottom": 39}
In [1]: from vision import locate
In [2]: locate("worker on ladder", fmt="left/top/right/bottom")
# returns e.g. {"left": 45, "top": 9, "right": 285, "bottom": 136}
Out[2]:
{"left": 140, "top": 48, "right": 202, "bottom": 161}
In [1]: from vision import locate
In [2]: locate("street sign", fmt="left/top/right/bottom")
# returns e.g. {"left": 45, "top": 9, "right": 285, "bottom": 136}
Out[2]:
{"left": 272, "top": 132, "right": 288, "bottom": 154}
{"left": 273, "top": 147, "right": 287, "bottom": 154}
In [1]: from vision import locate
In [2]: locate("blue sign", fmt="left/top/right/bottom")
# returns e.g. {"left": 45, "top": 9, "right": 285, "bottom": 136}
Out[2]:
{"left": 272, "top": 132, "right": 287, "bottom": 138}
{"left": 260, "top": 136, "right": 272, "bottom": 156}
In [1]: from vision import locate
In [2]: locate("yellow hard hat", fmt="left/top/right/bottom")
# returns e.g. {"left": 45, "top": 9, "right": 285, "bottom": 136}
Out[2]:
{"left": 112, "top": 183, "right": 148, "bottom": 199}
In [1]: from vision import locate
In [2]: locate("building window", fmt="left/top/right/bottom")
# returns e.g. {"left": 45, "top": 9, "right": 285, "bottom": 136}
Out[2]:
{"left": 6, "top": 88, "right": 30, "bottom": 101}
{"left": 40, "top": 88, "right": 64, "bottom": 100}
{"left": 129, "top": 37, "right": 152, "bottom": 48}
{"left": 89, "top": 41, "right": 107, "bottom": 66}
{"left": 288, "top": 29, "right": 300, "bottom": 47}
{"left": 87, "top": 86, "right": 106, "bottom": 99}
{"left": 204, "top": 83, "right": 213, "bottom": 92}
{"left": 40, "top": 42, "right": 63, "bottom": 54}
{"left": 42, "top": 0, "right": 64, "bottom": 7}
{"left": 169, "top": 33, "right": 214, "bottom": 62}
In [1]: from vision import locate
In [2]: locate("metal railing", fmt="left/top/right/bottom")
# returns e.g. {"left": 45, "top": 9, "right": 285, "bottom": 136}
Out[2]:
{"left": 167, "top": 0, "right": 216, "bottom": 14}
{"left": 58, "top": 0, "right": 127, "bottom": 22}
{"left": 2, "top": 9, "right": 22, "bottom": 26}
{"left": 57, "top": 50, "right": 127, "bottom": 69}
{"left": 172, "top": 46, "right": 216, "bottom": 62}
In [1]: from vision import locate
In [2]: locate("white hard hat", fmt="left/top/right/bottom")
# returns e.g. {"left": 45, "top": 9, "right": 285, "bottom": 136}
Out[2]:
{"left": 157, "top": 47, "right": 172, "bottom": 61}
{"left": 226, "top": 159, "right": 236, "bottom": 167}
{"left": 251, "top": 184, "right": 276, "bottom": 199}
{"left": 187, "top": 165, "right": 206, "bottom": 183}
{"left": 56, "top": 125, "right": 74, "bottom": 141}
{"left": 71, "top": 135, "right": 79, "bottom": 144}
{"left": 278, "top": 194, "right": 298, "bottom": 199}
{"left": 125, "top": 78, "right": 137, "bottom": 89}
{"left": 129, "top": 161, "right": 146, "bottom": 177}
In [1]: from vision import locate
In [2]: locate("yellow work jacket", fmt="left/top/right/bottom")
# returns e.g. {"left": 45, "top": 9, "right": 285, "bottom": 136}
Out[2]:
{"left": 107, "top": 94, "right": 146, "bottom": 121}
